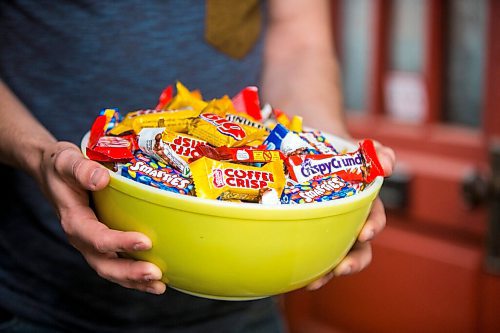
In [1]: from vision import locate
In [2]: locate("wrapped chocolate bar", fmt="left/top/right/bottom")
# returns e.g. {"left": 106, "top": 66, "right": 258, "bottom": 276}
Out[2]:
{"left": 162, "top": 130, "right": 207, "bottom": 161}
{"left": 84, "top": 80, "right": 386, "bottom": 207}
{"left": 161, "top": 81, "right": 208, "bottom": 113}
{"left": 108, "top": 109, "right": 166, "bottom": 136}
{"left": 188, "top": 100, "right": 267, "bottom": 148}
{"left": 263, "top": 124, "right": 311, "bottom": 156}
{"left": 190, "top": 157, "right": 286, "bottom": 202}
{"left": 120, "top": 152, "right": 194, "bottom": 195}
{"left": 285, "top": 139, "right": 385, "bottom": 184}
{"left": 193, "top": 144, "right": 284, "bottom": 164}
{"left": 131, "top": 108, "right": 202, "bottom": 134}
{"left": 86, "top": 111, "right": 134, "bottom": 162}
{"left": 281, "top": 175, "right": 357, "bottom": 204}
{"left": 137, "top": 127, "right": 191, "bottom": 177}
{"left": 299, "top": 130, "right": 339, "bottom": 155}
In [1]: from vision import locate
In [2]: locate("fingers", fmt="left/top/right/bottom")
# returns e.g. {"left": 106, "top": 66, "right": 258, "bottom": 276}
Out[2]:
{"left": 64, "top": 213, "right": 165, "bottom": 295}
{"left": 306, "top": 241, "right": 373, "bottom": 291}
{"left": 306, "top": 197, "right": 387, "bottom": 291}
{"left": 85, "top": 252, "right": 166, "bottom": 295}
{"left": 332, "top": 241, "right": 372, "bottom": 276}
{"left": 372, "top": 140, "right": 396, "bottom": 177}
{"left": 60, "top": 207, "right": 152, "bottom": 256}
{"left": 56, "top": 187, "right": 163, "bottom": 294}
{"left": 51, "top": 143, "right": 110, "bottom": 191}
{"left": 44, "top": 142, "right": 164, "bottom": 294}
{"left": 358, "top": 197, "right": 386, "bottom": 242}
{"left": 71, "top": 217, "right": 151, "bottom": 254}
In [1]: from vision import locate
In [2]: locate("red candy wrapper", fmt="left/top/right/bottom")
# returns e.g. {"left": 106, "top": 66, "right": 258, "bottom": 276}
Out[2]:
{"left": 86, "top": 114, "right": 134, "bottom": 162}
{"left": 155, "top": 85, "right": 173, "bottom": 110}
{"left": 285, "top": 139, "right": 385, "bottom": 183}
{"left": 231, "top": 86, "right": 262, "bottom": 121}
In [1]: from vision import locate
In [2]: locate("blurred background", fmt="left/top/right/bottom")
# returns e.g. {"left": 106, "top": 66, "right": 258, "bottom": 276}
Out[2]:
{"left": 282, "top": 1, "right": 500, "bottom": 332}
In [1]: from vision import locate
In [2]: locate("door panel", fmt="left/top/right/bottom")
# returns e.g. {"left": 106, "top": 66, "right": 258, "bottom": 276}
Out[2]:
{"left": 285, "top": 225, "right": 483, "bottom": 333}
{"left": 283, "top": 1, "right": 500, "bottom": 332}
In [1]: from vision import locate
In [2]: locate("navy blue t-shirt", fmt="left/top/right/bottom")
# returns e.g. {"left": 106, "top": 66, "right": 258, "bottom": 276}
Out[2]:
{"left": 0, "top": 1, "right": 285, "bottom": 332}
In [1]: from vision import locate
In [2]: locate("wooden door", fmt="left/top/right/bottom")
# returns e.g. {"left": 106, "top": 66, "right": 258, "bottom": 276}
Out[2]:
{"left": 283, "top": 1, "right": 500, "bottom": 332}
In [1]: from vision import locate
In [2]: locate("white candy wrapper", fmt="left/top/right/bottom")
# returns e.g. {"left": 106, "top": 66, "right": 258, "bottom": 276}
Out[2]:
{"left": 137, "top": 127, "right": 191, "bottom": 177}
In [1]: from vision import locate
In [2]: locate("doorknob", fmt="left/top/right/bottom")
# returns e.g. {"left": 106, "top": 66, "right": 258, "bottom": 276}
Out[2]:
{"left": 462, "top": 141, "right": 500, "bottom": 274}
{"left": 462, "top": 170, "right": 490, "bottom": 208}
{"left": 485, "top": 142, "right": 500, "bottom": 275}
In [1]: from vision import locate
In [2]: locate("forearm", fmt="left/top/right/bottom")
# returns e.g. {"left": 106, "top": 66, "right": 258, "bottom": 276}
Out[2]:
{"left": 0, "top": 80, "right": 57, "bottom": 180}
{"left": 261, "top": 0, "right": 348, "bottom": 137}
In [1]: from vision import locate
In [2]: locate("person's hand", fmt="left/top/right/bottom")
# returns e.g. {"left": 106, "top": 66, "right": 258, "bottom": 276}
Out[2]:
{"left": 39, "top": 141, "right": 167, "bottom": 294}
{"left": 306, "top": 140, "right": 396, "bottom": 290}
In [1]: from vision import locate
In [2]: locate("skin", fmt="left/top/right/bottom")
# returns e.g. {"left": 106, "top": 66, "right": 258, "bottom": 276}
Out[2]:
{"left": 0, "top": 0, "right": 396, "bottom": 295}
{"left": 261, "top": 0, "right": 396, "bottom": 290}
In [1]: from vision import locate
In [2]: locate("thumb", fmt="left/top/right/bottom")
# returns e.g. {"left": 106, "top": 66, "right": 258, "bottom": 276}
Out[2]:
{"left": 52, "top": 143, "right": 110, "bottom": 191}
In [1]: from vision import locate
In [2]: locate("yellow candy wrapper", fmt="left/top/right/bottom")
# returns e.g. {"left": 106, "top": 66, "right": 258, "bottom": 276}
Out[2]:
{"left": 188, "top": 99, "right": 267, "bottom": 147}
{"left": 131, "top": 108, "right": 202, "bottom": 134}
{"left": 189, "top": 157, "right": 286, "bottom": 202}
{"left": 108, "top": 109, "right": 165, "bottom": 136}
{"left": 163, "top": 81, "right": 208, "bottom": 114}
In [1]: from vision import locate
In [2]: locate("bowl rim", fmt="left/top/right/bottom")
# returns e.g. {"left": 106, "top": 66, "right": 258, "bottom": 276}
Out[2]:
{"left": 80, "top": 130, "right": 383, "bottom": 215}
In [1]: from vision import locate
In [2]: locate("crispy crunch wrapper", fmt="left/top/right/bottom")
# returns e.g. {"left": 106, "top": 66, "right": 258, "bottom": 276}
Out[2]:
{"left": 190, "top": 157, "right": 286, "bottom": 202}
{"left": 285, "top": 139, "right": 385, "bottom": 183}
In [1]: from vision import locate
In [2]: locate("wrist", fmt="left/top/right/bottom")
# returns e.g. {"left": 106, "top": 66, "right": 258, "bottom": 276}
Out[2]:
{"left": 16, "top": 134, "right": 57, "bottom": 183}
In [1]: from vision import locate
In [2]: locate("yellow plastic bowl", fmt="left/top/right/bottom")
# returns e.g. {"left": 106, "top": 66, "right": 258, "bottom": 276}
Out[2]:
{"left": 81, "top": 132, "right": 383, "bottom": 300}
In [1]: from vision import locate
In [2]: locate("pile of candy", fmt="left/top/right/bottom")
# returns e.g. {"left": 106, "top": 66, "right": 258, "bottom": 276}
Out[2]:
{"left": 86, "top": 82, "right": 384, "bottom": 205}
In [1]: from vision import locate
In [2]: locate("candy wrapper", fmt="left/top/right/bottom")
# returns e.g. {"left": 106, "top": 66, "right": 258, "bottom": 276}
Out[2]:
{"left": 108, "top": 109, "right": 165, "bottom": 136}
{"left": 120, "top": 152, "right": 194, "bottom": 195}
{"left": 263, "top": 124, "right": 311, "bottom": 156}
{"left": 190, "top": 157, "right": 286, "bottom": 202}
{"left": 188, "top": 102, "right": 267, "bottom": 147}
{"left": 162, "top": 81, "right": 207, "bottom": 113}
{"left": 162, "top": 130, "right": 207, "bottom": 161}
{"left": 85, "top": 80, "right": 386, "bottom": 206}
{"left": 192, "top": 144, "right": 284, "bottom": 164}
{"left": 299, "top": 130, "right": 339, "bottom": 155}
{"left": 285, "top": 139, "right": 385, "bottom": 183}
{"left": 281, "top": 175, "right": 357, "bottom": 204}
{"left": 137, "top": 127, "right": 191, "bottom": 177}
{"left": 231, "top": 86, "right": 262, "bottom": 121}
{"left": 131, "top": 108, "right": 202, "bottom": 134}
{"left": 86, "top": 111, "right": 134, "bottom": 162}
